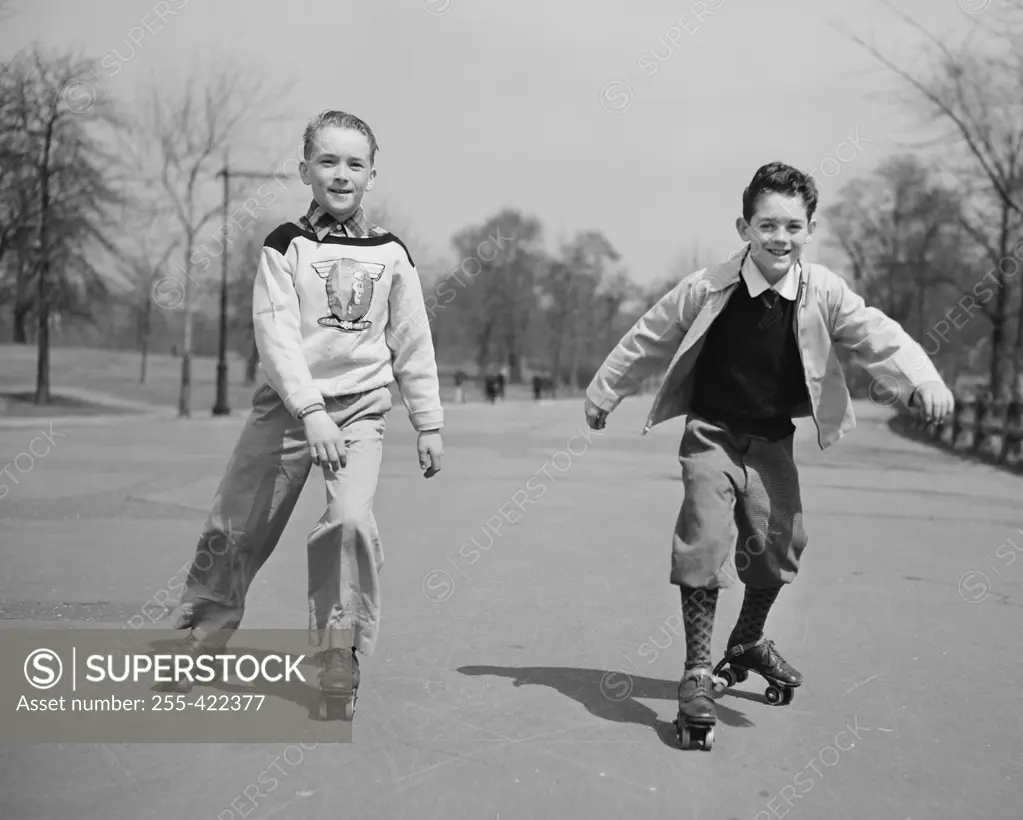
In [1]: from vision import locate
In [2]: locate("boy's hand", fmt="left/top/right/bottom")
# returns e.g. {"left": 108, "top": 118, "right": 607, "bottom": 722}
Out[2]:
{"left": 418, "top": 431, "right": 443, "bottom": 478}
{"left": 584, "top": 398, "right": 608, "bottom": 430}
{"left": 910, "top": 381, "right": 955, "bottom": 423}
{"left": 303, "top": 411, "right": 347, "bottom": 471}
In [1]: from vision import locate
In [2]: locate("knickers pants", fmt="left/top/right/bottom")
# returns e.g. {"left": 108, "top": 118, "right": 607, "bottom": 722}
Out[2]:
{"left": 671, "top": 413, "right": 808, "bottom": 590}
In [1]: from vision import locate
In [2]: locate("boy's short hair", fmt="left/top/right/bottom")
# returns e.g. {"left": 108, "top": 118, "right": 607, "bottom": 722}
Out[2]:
{"left": 742, "top": 162, "right": 818, "bottom": 222}
{"left": 303, "top": 110, "right": 379, "bottom": 162}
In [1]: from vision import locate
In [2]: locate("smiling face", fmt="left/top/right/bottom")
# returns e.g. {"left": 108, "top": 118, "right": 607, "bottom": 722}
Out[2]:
{"left": 736, "top": 192, "right": 816, "bottom": 282}
{"left": 299, "top": 125, "right": 376, "bottom": 221}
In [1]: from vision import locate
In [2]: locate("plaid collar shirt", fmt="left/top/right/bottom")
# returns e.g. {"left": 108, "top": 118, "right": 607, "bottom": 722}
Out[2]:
{"left": 298, "top": 200, "right": 380, "bottom": 242}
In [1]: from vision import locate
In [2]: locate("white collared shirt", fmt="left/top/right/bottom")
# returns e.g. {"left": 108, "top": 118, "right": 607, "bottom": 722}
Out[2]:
{"left": 741, "top": 253, "right": 801, "bottom": 300}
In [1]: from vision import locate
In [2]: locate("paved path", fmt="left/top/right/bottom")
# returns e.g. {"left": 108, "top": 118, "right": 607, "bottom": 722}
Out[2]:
{"left": 0, "top": 397, "right": 1020, "bottom": 820}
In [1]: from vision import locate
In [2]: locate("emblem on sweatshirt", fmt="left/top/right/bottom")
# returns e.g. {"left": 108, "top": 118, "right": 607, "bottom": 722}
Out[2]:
{"left": 311, "top": 258, "right": 386, "bottom": 331}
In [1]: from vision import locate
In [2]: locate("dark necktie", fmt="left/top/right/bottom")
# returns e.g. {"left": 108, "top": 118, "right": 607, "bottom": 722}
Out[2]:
{"left": 758, "top": 290, "right": 784, "bottom": 331}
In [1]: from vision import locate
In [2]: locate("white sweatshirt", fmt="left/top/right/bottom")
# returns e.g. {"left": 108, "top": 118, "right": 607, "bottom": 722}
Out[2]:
{"left": 251, "top": 222, "right": 443, "bottom": 431}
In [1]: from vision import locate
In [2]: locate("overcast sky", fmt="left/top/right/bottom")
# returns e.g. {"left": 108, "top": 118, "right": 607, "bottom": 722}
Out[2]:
{"left": 0, "top": 0, "right": 985, "bottom": 282}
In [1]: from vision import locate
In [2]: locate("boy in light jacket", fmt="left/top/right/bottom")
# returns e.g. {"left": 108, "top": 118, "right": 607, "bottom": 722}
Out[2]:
{"left": 584, "top": 162, "right": 953, "bottom": 750}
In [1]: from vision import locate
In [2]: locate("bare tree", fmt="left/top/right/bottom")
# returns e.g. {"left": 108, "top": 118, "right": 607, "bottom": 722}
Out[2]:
{"left": 539, "top": 256, "right": 573, "bottom": 393}
{"left": 823, "top": 154, "right": 974, "bottom": 396}
{"left": 221, "top": 214, "right": 280, "bottom": 386}
{"left": 1, "top": 45, "right": 124, "bottom": 402}
{"left": 113, "top": 204, "right": 179, "bottom": 383}
{"left": 631, "top": 241, "right": 713, "bottom": 315}
{"left": 849, "top": 2, "right": 1023, "bottom": 398}
{"left": 825, "top": 155, "right": 963, "bottom": 331}
{"left": 593, "top": 268, "right": 640, "bottom": 354}
{"left": 128, "top": 62, "right": 294, "bottom": 417}
{"left": 550, "top": 231, "right": 620, "bottom": 391}
{"left": 449, "top": 209, "right": 538, "bottom": 378}
{"left": 0, "top": 55, "right": 43, "bottom": 343}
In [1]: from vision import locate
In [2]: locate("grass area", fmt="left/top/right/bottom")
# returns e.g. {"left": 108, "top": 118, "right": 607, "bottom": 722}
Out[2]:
{"left": 0, "top": 344, "right": 572, "bottom": 414}
{"left": 0, "top": 391, "right": 138, "bottom": 419}
{"left": 0, "top": 344, "right": 256, "bottom": 413}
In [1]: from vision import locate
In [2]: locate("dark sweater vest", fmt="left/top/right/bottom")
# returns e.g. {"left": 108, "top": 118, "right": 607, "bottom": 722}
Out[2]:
{"left": 689, "top": 277, "right": 809, "bottom": 441}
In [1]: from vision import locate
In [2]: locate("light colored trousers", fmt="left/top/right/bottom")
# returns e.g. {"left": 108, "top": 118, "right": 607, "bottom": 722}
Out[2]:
{"left": 170, "top": 383, "right": 392, "bottom": 656}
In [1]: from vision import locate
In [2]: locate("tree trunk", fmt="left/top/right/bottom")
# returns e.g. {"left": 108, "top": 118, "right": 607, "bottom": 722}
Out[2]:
{"left": 179, "top": 353, "right": 192, "bottom": 415}
{"left": 507, "top": 350, "right": 520, "bottom": 383}
{"left": 1014, "top": 238, "right": 1023, "bottom": 400}
{"left": 988, "top": 213, "right": 1017, "bottom": 400}
{"left": 34, "top": 127, "right": 54, "bottom": 405}
{"left": 13, "top": 253, "right": 30, "bottom": 343}
{"left": 989, "top": 300, "right": 1014, "bottom": 400}
{"left": 35, "top": 265, "right": 50, "bottom": 403}
{"left": 505, "top": 305, "right": 523, "bottom": 383}
{"left": 475, "top": 320, "right": 493, "bottom": 372}
{"left": 567, "top": 331, "right": 581, "bottom": 393}
{"left": 1010, "top": 210, "right": 1018, "bottom": 398}
{"left": 549, "top": 314, "right": 566, "bottom": 398}
{"left": 179, "top": 236, "right": 194, "bottom": 417}
{"left": 140, "top": 280, "right": 152, "bottom": 384}
{"left": 569, "top": 300, "right": 594, "bottom": 390}
{"left": 13, "top": 305, "right": 28, "bottom": 343}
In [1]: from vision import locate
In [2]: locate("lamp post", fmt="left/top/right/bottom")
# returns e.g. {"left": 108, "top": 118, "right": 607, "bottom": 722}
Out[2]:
{"left": 212, "top": 158, "right": 297, "bottom": 416}
{"left": 212, "top": 149, "right": 231, "bottom": 416}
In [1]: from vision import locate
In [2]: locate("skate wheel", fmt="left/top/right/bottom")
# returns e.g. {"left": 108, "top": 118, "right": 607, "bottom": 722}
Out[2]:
{"left": 780, "top": 687, "right": 794, "bottom": 706}
{"left": 677, "top": 721, "right": 715, "bottom": 751}
{"left": 318, "top": 696, "right": 355, "bottom": 720}
{"left": 765, "top": 686, "right": 783, "bottom": 705}
{"left": 733, "top": 668, "right": 748, "bottom": 684}
{"left": 720, "top": 668, "right": 737, "bottom": 688}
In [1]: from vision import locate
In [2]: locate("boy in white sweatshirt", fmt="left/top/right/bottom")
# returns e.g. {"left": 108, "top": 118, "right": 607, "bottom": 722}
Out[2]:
{"left": 166, "top": 110, "right": 444, "bottom": 718}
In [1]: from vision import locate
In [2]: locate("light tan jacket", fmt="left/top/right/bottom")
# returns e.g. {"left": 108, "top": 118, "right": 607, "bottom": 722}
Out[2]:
{"left": 585, "top": 252, "right": 944, "bottom": 449}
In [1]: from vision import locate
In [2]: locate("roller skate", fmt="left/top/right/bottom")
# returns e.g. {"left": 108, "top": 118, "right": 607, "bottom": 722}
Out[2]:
{"left": 155, "top": 630, "right": 203, "bottom": 694}
{"left": 712, "top": 637, "right": 802, "bottom": 706}
{"left": 317, "top": 647, "right": 359, "bottom": 720}
{"left": 673, "top": 667, "right": 720, "bottom": 751}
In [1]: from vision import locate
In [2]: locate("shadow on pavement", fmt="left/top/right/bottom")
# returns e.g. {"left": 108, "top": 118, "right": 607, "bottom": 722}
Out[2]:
{"left": 457, "top": 665, "right": 756, "bottom": 749}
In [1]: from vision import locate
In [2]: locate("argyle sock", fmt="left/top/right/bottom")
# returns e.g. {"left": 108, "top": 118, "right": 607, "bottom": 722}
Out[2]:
{"left": 680, "top": 587, "right": 719, "bottom": 671}
{"left": 728, "top": 585, "right": 783, "bottom": 648}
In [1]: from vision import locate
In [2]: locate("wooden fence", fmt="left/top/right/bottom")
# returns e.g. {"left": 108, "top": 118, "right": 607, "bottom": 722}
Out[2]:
{"left": 890, "top": 395, "right": 1023, "bottom": 472}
